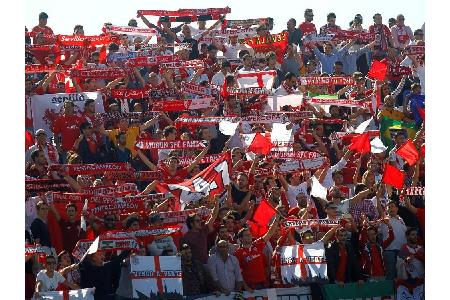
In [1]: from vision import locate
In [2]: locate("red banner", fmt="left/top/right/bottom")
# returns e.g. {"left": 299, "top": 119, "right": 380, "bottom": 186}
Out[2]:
{"left": 125, "top": 55, "right": 180, "bottom": 68}
{"left": 151, "top": 98, "right": 216, "bottom": 112}
{"left": 299, "top": 77, "right": 355, "bottom": 86}
{"left": 104, "top": 171, "right": 162, "bottom": 181}
{"left": 56, "top": 35, "right": 118, "bottom": 47}
{"left": 111, "top": 89, "right": 150, "bottom": 99}
{"left": 70, "top": 68, "right": 129, "bottom": 79}
{"left": 244, "top": 32, "right": 288, "bottom": 63}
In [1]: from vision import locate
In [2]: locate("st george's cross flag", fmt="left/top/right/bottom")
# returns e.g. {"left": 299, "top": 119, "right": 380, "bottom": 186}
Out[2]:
{"left": 34, "top": 288, "right": 95, "bottom": 299}
{"left": 280, "top": 242, "right": 328, "bottom": 285}
{"left": 131, "top": 256, "right": 183, "bottom": 299}
{"left": 235, "top": 70, "right": 276, "bottom": 89}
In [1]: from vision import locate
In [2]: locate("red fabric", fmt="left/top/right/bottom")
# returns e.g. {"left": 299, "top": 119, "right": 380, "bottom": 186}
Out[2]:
{"left": 249, "top": 199, "right": 276, "bottom": 238}
{"left": 349, "top": 132, "right": 371, "bottom": 154}
{"left": 335, "top": 245, "right": 347, "bottom": 282}
{"left": 52, "top": 114, "right": 86, "bottom": 151}
{"left": 396, "top": 139, "right": 419, "bottom": 166}
{"left": 25, "top": 131, "right": 34, "bottom": 151}
{"left": 235, "top": 239, "right": 268, "bottom": 285}
{"left": 368, "top": 60, "right": 388, "bottom": 81}
{"left": 382, "top": 163, "right": 405, "bottom": 190}
{"left": 244, "top": 32, "right": 288, "bottom": 64}
{"left": 370, "top": 244, "right": 385, "bottom": 276}
{"left": 248, "top": 132, "right": 273, "bottom": 155}
{"left": 418, "top": 107, "right": 425, "bottom": 122}
{"left": 159, "top": 166, "right": 189, "bottom": 184}
{"left": 299, "top": 22, "right": 317, "bottom": 36}
{"left": 31, "top": 25, "right": 54, "bottom": 44}
{"left": 47, "top": 212, "right": 64, "bottom": 254}
{"left": 421, "top": 144, "right": 425, "bottom": 158}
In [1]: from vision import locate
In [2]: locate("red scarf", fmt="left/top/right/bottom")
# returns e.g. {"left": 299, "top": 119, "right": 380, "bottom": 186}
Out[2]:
{"left": 36, "top": 142, "right": 58, "bottom": 165}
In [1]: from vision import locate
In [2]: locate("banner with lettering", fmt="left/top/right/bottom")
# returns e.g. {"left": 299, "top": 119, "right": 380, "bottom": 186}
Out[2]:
{"left": 35, "top": 288, "right": 96, "bottom": 300}
{"left": 130, "top": 255, "right": 183, "bottom": 299}
{"left": 280, "top": 243, "right": 328, "bottom": 285}
{"left": 135, "top": 139, "right": 208, "bottom": 150}
{"left": 244, "top": 32, "right": 288, "bottom": 63}
{"left": 105, "top": 24, "right": 159, "bottom": 36}
{"left": 31, "top": 92, "right": 105, "bottom": 137}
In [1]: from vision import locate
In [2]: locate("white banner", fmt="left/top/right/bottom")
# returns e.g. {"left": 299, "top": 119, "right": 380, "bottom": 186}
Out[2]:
{"left": 106, "top": 24, "right": 159, "bottom": 36}
{"left": 268, "top": 94, "right": 304, "bottom": 111}
{"left": 31, "top": 92, "right": 105, "bottom": 137}
{"left": 131, "top": 255, "right": 183, "bottom": 298}
{"left": 195, "top": 287, "right": 312, "bottom": 300}
{"left": 34, "top": 288, "right": 95, "bottom": 300}
{"left": 236, "top": 70, "right": 276, "bottom": 89}
{"left": 280, "top": 243, "right": 327, "bottom": 285}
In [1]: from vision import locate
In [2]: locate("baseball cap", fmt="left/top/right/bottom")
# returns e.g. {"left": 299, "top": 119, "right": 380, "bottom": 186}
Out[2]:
{"left": 35, "top": 129, "right": 46, "bottom": 136}
{"left": 39, "top": 12, "right": 49, "bottom": 19}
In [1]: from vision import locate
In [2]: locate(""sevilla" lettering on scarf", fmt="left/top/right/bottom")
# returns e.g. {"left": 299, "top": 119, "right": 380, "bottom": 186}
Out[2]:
{"left": 103, "top": 171, "right": 162, "bottom": 181}
{"left": 56, "top": 35, "right": 118, "bottom": 46}
{"left": 70, "top": 68, "right": 129, "bottom": 79}
{"left": 283, "top": 218, "right": 340, "bottom": 228}
{"left": 151, "top": 98, "right": 216, "bottom": 112}
{"left": 105, "top": 24, "right": 159, "bottom": 36}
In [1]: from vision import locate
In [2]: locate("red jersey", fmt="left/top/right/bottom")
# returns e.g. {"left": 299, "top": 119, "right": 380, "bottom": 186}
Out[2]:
{"left": 234, "top": 239, "right": 268, "bottom": 285}
{"left": 159, "top": 165, "right": 189, "bottom": 184}
{"left": 299, "top": 22, "right": 317, "bottom": 36}
{"left": 369, "top": 24, "right": 391, "bottom": 52}
{"left": 31, "top": 25, "right": 54, "bottom": 44}
{"left": 52, "top": 114, "right": 86, "bottom": 151}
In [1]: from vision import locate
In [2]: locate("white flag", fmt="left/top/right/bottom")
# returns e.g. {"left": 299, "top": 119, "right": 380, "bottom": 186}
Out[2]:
{"left": 370, "top": 137, "right": 387, "bottom": 153}
{"left": 355, "top": 117, "right": 373, "bottom": 133}
{"left": 311, "top": 176, "right": 327, "bottom": 199}
{"left": 37, "top": 288, "right": 95, "bottom": 299}
{"left": 219, "top": 120, "right": 240, "bottom": 136}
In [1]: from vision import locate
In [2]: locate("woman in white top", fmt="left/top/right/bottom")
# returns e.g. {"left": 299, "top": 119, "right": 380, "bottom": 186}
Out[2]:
{"left": 34, "top": 255, "right": 78, "bottom": 298}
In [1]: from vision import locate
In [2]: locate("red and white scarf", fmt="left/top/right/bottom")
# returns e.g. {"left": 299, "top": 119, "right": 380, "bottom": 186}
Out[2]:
{"left": 110, "top": 89, "right": 150, "bottom": 99}
{"left": 178, "top": 154, "right": 223, "bottom": 166}
{"left": 25, "top": 64, "right": 71, "bottom": 74}
{"left": 70, "top": 68, "right": 129, "bottom": 79}
{"left": 160, "top": 60, "right": 205, "bottom": 69}
{"left": 268, "top": 151, "right": 321, "bottom": 160}
{"left": 125, "top": 55, "right": 180, "bottom": 68}
{"left": 181, "top": 82, "right": 214, "bottom": 96}
{"left": 49, "top": 163, "right": 133, "bottom": 175}
{"left": 406, "top": 186, "right": 425, "bottom": 196}
{"left": 135, "top": 139, "right": 207, "bottom": 150}
{"left": 56, "top": 35, "right": 118, "bottom": 46}
{"left": 283, "top": 218, "right": 340, "bottom": 228}
{"left": 25, "top": 179, "right": 71, "bottom": 192}
{"left": 103, "top": 171, "right": 162, "bottom": 181}
{"left": 299, "top": 77, "right": 355, "bottom": 86}
{"left": 81, "top": 183, "right": 138, "bottom": 196}
{"left": 137, "top": 7, "right": 231, "bottom": 17}
{"left": 105, "top": 24, "right": 159, "bottom": 36}
{"left": 151, "top": 97, "right": 217, "bottom": 112}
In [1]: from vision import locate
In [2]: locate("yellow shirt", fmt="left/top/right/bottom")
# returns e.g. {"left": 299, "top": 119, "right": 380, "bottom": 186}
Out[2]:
{"left": 378, "top": 108, "right": 405, "bottom": 122}
{"left": 107, "top": 126, "right": 140, "bottom": 157}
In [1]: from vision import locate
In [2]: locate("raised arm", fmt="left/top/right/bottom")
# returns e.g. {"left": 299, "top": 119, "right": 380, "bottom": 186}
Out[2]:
{"left": 349, "top": 186, "right": 375, "bottom": 205}
{"left": 319, "top": 225, "right": 339, "bottom": 244}
{"left": 185, "top": 144, "right": 210, "bottom": 173}
{"left": 206, "top": 197, "right": 220, "bottom": 232}
{"left": 139, "top": 114, "right": 160, "bottom": 132}
{"left": 139, "top": 180, "right": 159, "bottom": 195}
{"left": 261, "top": 214, "right": 281, "bottom": 242}
{"left": 136, "top": 149, "right": 157, "bottom": 171}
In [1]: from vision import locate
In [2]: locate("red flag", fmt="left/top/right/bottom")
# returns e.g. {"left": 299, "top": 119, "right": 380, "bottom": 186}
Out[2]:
{"left": 382, "top": 163, "right": 405, "bottom": 190}
{"left": 248, "top": 220, "right": 268, "bottom": 239}
{"left": 396, "top": 139, "right": 419, "bottom": 166}
{"left": 368, "top": 60, "right": 388, "bottom": 81}
{"left": 247, "top": 132, "right": 273, "bottom": 155}
{"left": 348, "top": 132, "right": 371, "bottom": 154}
{"left": 418, "top": 107, "right": 425, "bottom": 122}
{"left": 421, "top": 144, "right": 425, "bottom": 158}
{"left": 25, "top": 131, "right": 34, "bottom": 151}
{"left": 253, "top": 199, "right": 276, "bottom": 226}
{"left": 244, "top": 32, "right": 288, "bottom": 64}
{"left": 156, "top": 152, "right": 232, "bottom": 208}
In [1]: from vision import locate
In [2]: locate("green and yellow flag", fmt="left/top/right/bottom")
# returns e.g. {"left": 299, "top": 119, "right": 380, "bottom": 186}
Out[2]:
{"left": 379, "top": 116, "right": 417, "bottom": 150}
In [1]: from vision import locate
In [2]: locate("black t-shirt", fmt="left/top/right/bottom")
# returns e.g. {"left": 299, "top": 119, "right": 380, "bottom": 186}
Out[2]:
{"left": 183, "top": 37, "right": 200, "bottom": 60}
{"left": 231, "top": 183, "right": 255, "bottom": 205}
{"left": 30, "top": 218, "right": 52, "bottom": 248}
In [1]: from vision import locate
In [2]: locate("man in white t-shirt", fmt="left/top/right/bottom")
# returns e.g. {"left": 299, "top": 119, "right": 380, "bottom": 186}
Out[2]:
{"left": 390, "top": 14, "right": 414, "bottom": 50}
{"left": 35, "top": 255, "right": 77, "bottom": 297}
{"left": 211, "top": 60, "right": 231, "bottom": 86}
{"left": 278, "top": 172, "right": 311, "bottom": 208}
{"left": 215, "top": 35, "right": 250, "bottom": 60}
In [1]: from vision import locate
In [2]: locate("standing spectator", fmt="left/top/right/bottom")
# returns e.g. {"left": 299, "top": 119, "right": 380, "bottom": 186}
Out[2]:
{"left": 320, "top": 12, "right": 342, "bottom": 34}
{"left": 52, "top": 100, "right": 86, "bottom": 164}
{"left": 26, "top": 129, "right": 59, "bottom": 165}
{"left": 397, "top": 228, "right": 425, "bottom": 279}
{"left": 26, "top": 150, "right": 50, "bottom": 179}
{"left": 379, "top": 200, "right": 407, "bottom": 280}
{"left": 359, "top": 216, "right": 395, "bottom": 280}
{"left": 207, "top": 240, "right": 251, "bottom": 295}
{"left": 31, "top": 12, "right": 54, "bottom": 44}
{"left": 109, "top": 132, "right": 132, "bottom": 163}
{"left": 182, "top": 200, "right": 219, "bottom": 264}
{"left": 388, "top": 18, "right": 397, "bottom": 28}
{"left": 211, "top": 60, "right": 231, "bottom": 86}
{"left": 34, "top": 255, "right": 77, "bottom": 297}
{"left": 30, "top": 201, "right": 56, "bottom": 257}
{"left": 234, "top": 215, "right": 281, "bottom": 289}
{"left": 264, "top": 51, "right": 284, "bottom": 89}
{"left": 369, "top": 13, "right": 394, "bottom": 59}
{"left": 180, "top": 244, "right": 219, "bottom": 297}
{"left": 390, "top": 14, "right": 414, "bottom": 50}
{"left": 79, "top": 250, "right": 131, "bottom": 300}
{"left": 73, "top": 122, "right": 105, "bottom": 164}
{"left": 285, "top": 18, "right": 302, "bottom": 46}
{"left": 281, "top": 44, "right": 303, "bottom": 77}
{"left": 49, "top": 202, "right": 85, "bottom": 253}
{"left": 325, "top": 227, "right": 364, "bottom": 285}
{"left": 299, "top": 9, "right": 317, "bottom": 37}
{"left": 310, "top": 41, "right": 352, "bottom": 74}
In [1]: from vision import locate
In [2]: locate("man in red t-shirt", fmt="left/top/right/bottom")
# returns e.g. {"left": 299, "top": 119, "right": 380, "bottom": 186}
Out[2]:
{"left": 299, "top": 9, "right": 317, "bottom": 37}
{"left": 234, "top": 214, "right": 281, "bottom": 289}
{"left": 52, "top": 100, "right": 86, "bottom": 163}
{"left": 31, "top": 12, "right": 55, "bottom": 45}
{"left": 49, "top": 202, "right": 85, "bottom": 253}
